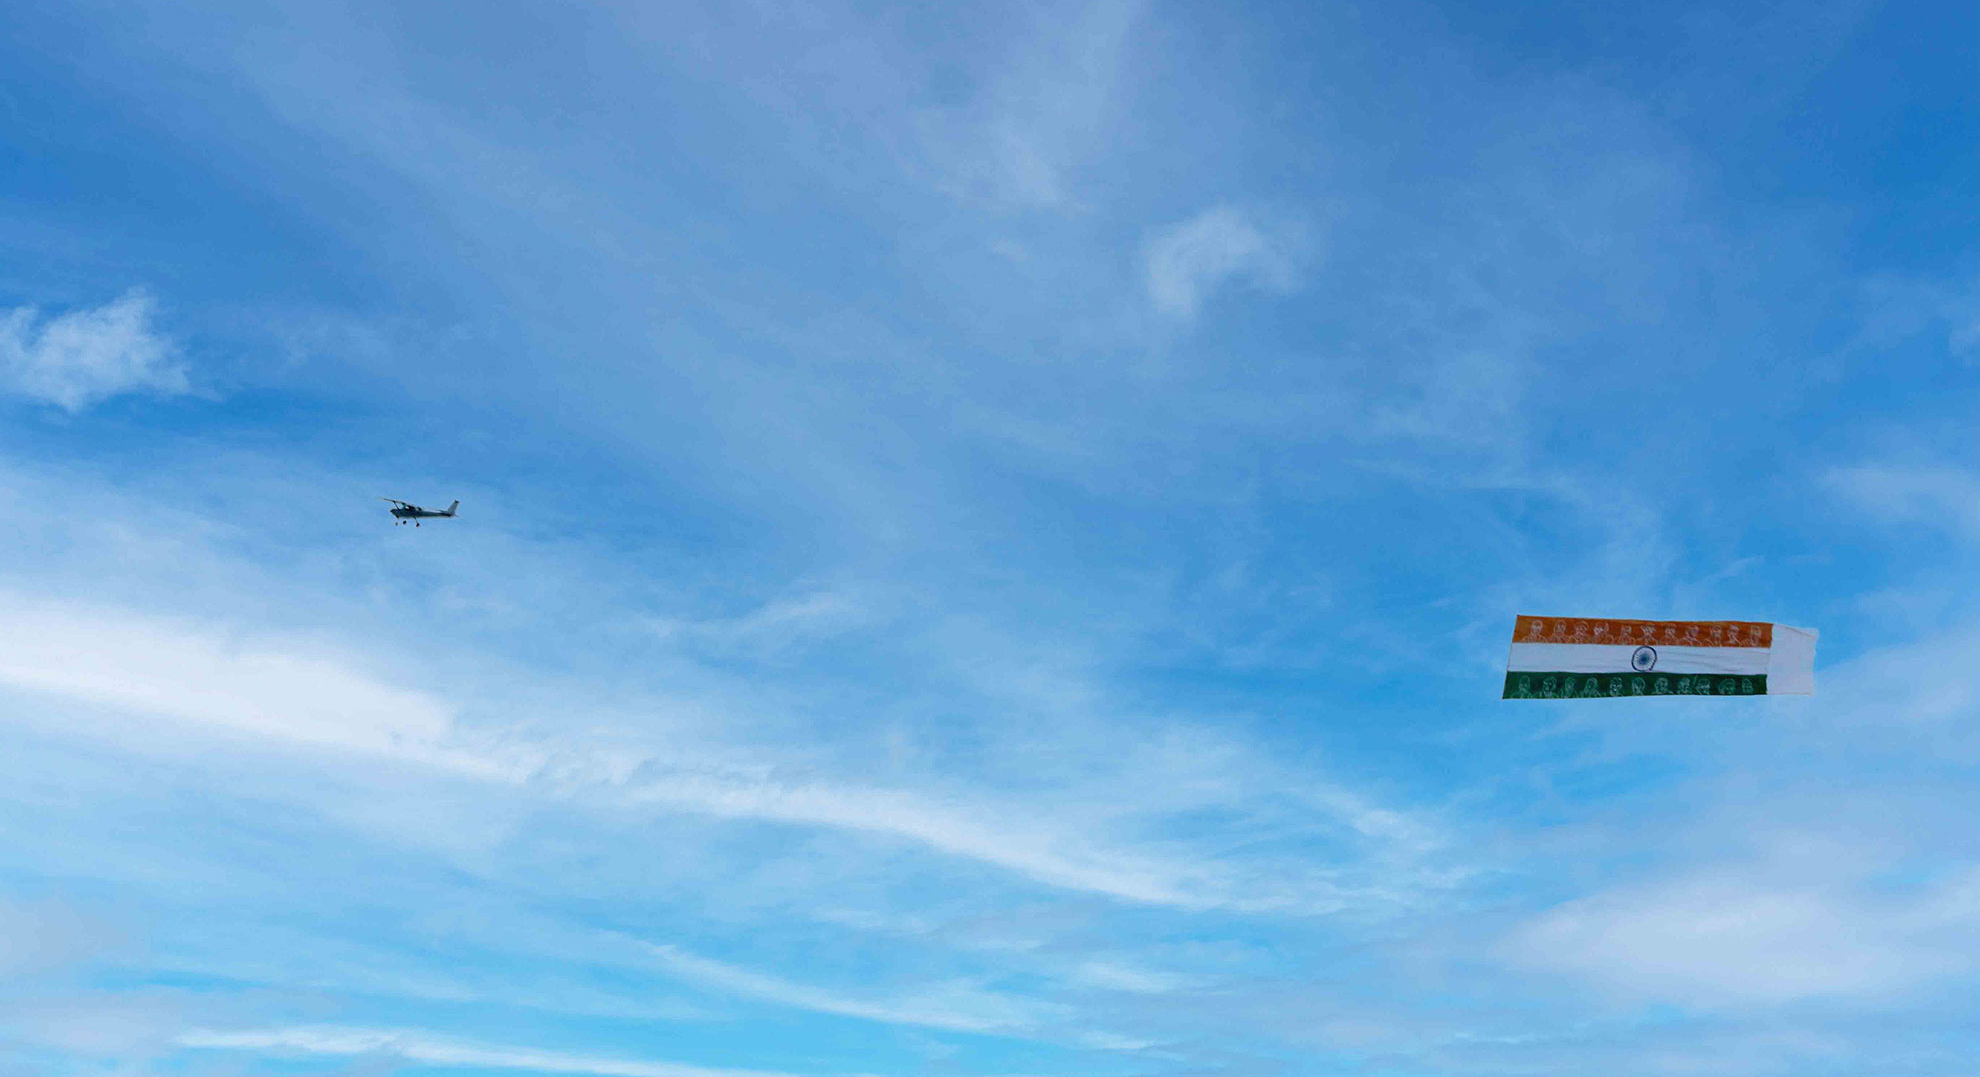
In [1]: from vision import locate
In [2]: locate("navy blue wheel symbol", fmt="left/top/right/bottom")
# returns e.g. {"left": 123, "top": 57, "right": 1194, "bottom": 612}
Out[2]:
{"left": 1631, "top": 645, "right": 1658, "bottom": 673}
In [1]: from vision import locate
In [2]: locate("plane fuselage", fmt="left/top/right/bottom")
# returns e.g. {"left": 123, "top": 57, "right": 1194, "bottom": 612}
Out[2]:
{"left": 384, "top": 498, "right": 458, "bottom": 524}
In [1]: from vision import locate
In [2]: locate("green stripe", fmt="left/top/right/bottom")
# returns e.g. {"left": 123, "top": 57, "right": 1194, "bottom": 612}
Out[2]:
{"left": 1502, "top": 672, "right": 1767, "bottom": 699}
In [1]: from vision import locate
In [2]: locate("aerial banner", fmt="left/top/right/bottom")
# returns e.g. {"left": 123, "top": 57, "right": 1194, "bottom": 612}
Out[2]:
{"left": 1504, "top": 617, "right": 1817, "bottom": 699}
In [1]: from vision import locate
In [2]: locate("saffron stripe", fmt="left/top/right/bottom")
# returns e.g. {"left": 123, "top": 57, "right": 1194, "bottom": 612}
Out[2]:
{"left": 1512, "top": 616, "right": 1771, "bottom": 648}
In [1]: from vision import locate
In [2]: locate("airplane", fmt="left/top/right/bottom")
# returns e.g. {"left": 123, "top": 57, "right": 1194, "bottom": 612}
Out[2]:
{"left": 382, "top": 498, "right": 459, "bottom": 526}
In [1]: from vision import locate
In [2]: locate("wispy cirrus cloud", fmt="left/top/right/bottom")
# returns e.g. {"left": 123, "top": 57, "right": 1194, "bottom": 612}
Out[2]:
{"left": 179, "top": 1026, "right": 799, "bottom": 1077}
{"left": 915, "top": 0, "right": 1145, "bottom": 209}
{"left": 645, "top": 590, "right": 870, "bottom": 658}
{"left": 0, "top": 290, "right": 188, "bottom": 411}
{"left": 1501, "top": 868, "right": 1978, "bottom": 1006}
{"left": 0, "top": 593, "right": 511, "bottom": 776}
{"left": 0, "top": 898, "right": 123, "bottom": 978}
{"left": 1144, "top": 206, "right": 1298, "bottom": 320}
{"left": 1845, "top": 275, "right": 1980, "bottom": 365}
{"left": 1826, "top": 464, "right": 1980, "bottom": 538}
{"left": 639, "top": 941, "right": 1057, "bottom": 1035}
{"left": 0, "top": 579, "right": 1446, "bottom": 916}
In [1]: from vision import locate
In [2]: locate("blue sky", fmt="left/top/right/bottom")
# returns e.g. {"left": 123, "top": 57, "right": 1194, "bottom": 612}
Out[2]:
{"left": 3, "top": 0, "right": 1980, "bottom": 1073}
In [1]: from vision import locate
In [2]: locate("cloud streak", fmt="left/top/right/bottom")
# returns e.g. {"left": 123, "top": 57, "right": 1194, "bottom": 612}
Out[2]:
{"left": 0, "top": 586, "right": 1442, "bottom": 915}
{"left": 1827, "top": 464, "right": 1980, "bottom": 538}
{"left": 1501, "top": 869, "right": 1975, "bottom": 1005}
{"left": 640, "top": 941, "right": 1056, "bottom": 1035}
{"left": 916, "top": 0, "right": 1145, "bottom": 208}
{"left": 1144, "top": 206, "right": 1297, "bottom": 320}
{"left": 179, "top": 1026, "right": 800, "bottom": 1077}
{"left": 0, "top": 593, "right": 510, "bottom": 776}
{"left": 0, "top": 290, "right": 188, "bottom": 410}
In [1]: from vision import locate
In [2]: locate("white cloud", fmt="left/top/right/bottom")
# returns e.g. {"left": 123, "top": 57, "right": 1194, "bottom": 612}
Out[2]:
{"left": 0, "top": 898, "right": 121, "bottom": 977}
{"left": 0, "top": 290, "right": 188, "bottom": 410}
{"left": 178, "top": 1026, "right": 796, "bottom": 1077}
{"left": 639, "top": 942, "right": 1055, "bottom": 1035}
{"left": 645, "top": 591, "right": 867, "bottom": 656}
{"left": 1366, "top": 349, "right": 1529, "bottom": 454}
{"left": 1948, "top": 301, "right": 1980, "bottom": 359}
{"left": 8, "top": 993, "right": 186, "bottom": 1056}
{"left": 1065, "top": 958, "right": 1193, "bottom": 994}
{"left": 620, "top": 741, "right": 1449, "bottom": 914}
{"left": 915, "top": 0, "right": 1143, "bottom": 209}
{"left": 0, "top": 591, "right": 1434, "bottom": 913}
{"left": 1849, "top": 275, "right": 1980, "bottom": 364}
{"left": 620, "top": 773, "right": 1225, "bottom": 909}
{"left": 1144, "top": 206, "right": 1296, "bottom": 319}
{"left": 1502, "top": 869, "right": 1978, "bottom": 1006}
{"left": 1817, "top": 621, "right": 1980, "bottom": 728}
{"left": 1826, "top": 464, "right": 1980, "bottom": 538}
{"left": 0, "top": 594, "right": 501, "bottom": 773}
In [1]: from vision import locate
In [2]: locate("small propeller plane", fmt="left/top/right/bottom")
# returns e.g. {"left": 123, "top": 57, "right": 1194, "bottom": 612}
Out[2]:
{"left": 382, "top": 498, "right": 459, "bottom": 526}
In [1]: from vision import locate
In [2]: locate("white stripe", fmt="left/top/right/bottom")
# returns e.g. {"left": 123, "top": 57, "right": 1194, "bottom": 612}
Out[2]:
{"left": 1507, "top": 642, "right": 1770, "bottom": 676}
{"left": 1766, "top": 625, "right": 1818, "bottom": 695}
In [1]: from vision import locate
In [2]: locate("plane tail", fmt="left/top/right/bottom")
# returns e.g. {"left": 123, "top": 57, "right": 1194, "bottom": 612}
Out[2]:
{"left": 446, "top": 500, "right": 459, "bottom": 516}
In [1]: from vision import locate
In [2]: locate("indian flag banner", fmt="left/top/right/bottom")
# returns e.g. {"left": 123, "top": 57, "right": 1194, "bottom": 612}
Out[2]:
{"left": 1504, "top": 616, "right": 1817, "bottom": 699}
